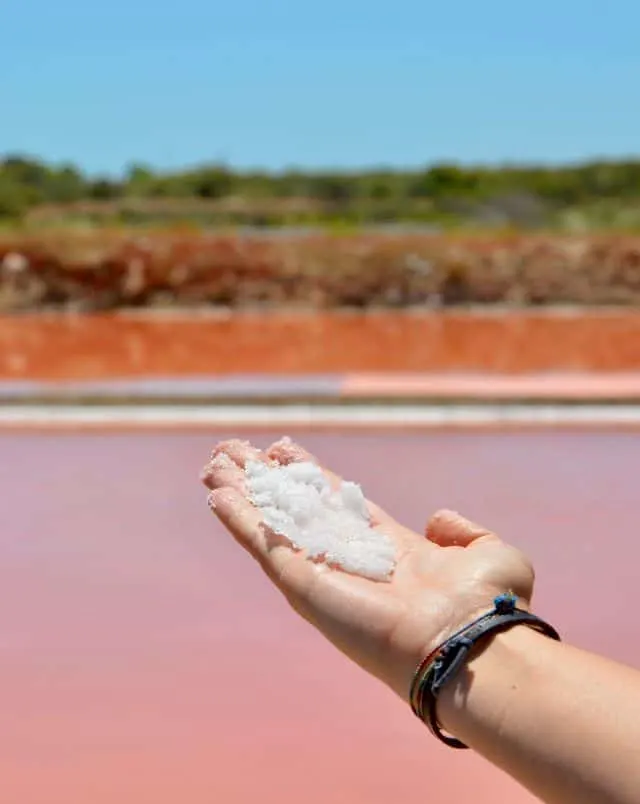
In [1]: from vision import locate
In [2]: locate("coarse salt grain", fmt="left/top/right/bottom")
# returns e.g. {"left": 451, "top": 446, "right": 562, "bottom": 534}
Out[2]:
{"left": 245, "top": 460, "right": 397, "bottom": 582}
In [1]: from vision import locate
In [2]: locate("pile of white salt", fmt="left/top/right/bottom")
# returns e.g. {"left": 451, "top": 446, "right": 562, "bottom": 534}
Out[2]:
{"left": 245, "top": 459, "right": 397, "bottom": 582}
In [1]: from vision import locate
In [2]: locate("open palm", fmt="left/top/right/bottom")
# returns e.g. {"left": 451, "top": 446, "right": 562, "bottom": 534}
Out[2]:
{"left": 201, "top": 437, "right": 535, "bottom": 701}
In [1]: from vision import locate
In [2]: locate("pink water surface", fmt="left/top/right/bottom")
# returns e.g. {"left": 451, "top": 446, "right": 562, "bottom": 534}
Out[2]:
{"left": 0, "top": 429, "right": 637, "bottom": 804}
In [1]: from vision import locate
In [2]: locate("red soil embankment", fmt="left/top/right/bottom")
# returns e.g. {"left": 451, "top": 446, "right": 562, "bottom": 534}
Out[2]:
{"left": 3, "top": 232, "right": 640, "bottom": 311}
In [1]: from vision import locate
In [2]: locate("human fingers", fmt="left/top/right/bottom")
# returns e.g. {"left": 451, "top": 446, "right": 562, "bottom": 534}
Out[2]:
{"left": 200, "top": 451, "right": 246, "bottom": 492}
{"left": 208, "top": 485, "right": 320, "bottom": 597}
{"left": 210, "top": 438, "right": 272, "bottom": 469}
{"left": 266, "top": 437, "right": 399, "bottom": 530}
{"left": 266, "top": 437, "right": 341, "bottom": 485}
{"left": 425, "top": 509, "right": 500, "bottom": 547}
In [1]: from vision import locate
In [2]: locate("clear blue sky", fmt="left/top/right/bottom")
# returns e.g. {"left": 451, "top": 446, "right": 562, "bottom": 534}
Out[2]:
{"left": 3, "top": 0, "right": 639, "bottom": 175}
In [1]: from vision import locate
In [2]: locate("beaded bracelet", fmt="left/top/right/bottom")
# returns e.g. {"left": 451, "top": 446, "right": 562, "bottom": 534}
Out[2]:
{"left": 409, "top": 592, "right": 561, "bottom": 749}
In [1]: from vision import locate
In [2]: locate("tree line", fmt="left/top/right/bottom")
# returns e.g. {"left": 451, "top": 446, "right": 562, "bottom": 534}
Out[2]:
{"left": 2, "top": 153, "right": 640, "bottom": 227}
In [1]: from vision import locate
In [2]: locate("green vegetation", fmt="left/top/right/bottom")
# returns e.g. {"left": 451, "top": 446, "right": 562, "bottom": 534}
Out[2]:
{"left": 2, "top": 154, "right": 640, "bottom": 231}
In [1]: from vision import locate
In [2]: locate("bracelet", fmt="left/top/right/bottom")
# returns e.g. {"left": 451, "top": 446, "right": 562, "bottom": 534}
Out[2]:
{"left": 409, "top": 592, "right": 561, "bottom": 749}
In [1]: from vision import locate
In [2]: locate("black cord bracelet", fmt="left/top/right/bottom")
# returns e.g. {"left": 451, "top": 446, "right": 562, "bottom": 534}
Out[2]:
{"left": 410, "top": 593, "right": 561, "bottom": 750}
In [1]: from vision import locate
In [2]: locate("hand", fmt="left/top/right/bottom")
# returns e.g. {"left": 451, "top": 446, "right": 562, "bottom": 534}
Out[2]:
{"left": 201, "top": 437, "right": 535, "bottom": 702}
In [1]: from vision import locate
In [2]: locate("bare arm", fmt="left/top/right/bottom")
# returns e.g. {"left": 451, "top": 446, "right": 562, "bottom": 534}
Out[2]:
{"left": 439, "top": 626, "right": 640, "bottom": 804}
{"left": 202, "top": 437, "right": 640, "bottom": 804}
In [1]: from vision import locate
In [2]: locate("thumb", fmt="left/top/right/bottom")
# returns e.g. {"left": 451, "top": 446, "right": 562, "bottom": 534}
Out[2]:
{"left": 425, "top": 509, "right": 499, "bottom": 547}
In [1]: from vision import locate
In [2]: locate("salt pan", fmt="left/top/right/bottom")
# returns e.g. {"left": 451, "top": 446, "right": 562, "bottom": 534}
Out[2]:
{"left": 245, "top": 460, "right": 397, "bottom": 582}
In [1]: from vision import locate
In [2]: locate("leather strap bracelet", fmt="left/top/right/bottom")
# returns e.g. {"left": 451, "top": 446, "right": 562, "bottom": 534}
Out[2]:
{"left": 409, "top": 592, "right": 561, "bottom": 749}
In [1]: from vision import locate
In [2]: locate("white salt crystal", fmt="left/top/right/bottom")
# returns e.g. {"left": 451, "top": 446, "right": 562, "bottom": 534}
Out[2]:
{"left": 245, "top": 460, "right": 397, "bottom": 582}
{"left": 340, "top": 481, "right": 370, "bottom": 520}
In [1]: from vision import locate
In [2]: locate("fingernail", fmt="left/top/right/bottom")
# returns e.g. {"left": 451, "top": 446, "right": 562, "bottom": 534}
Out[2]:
{"left": 452, "top": 512, "right": 487, "bottom": 534}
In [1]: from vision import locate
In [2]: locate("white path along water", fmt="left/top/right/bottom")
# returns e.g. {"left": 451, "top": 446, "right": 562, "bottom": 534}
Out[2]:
{"left": 1, "top": 403, "right": 640, "bottom": 428}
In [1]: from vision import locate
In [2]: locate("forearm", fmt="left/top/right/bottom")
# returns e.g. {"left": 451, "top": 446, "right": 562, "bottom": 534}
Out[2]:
{"left": 437, "top": 626, "right": 640, "bottom": 804}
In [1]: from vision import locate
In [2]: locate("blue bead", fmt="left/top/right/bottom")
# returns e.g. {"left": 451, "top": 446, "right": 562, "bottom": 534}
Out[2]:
{"left": 494, "top": 592, "right": 516, "bottom": 612}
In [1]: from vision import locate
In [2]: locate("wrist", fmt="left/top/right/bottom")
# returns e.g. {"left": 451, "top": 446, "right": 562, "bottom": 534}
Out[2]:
{"left": 435, "top": 624, "right": 551, "bottom": 748}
